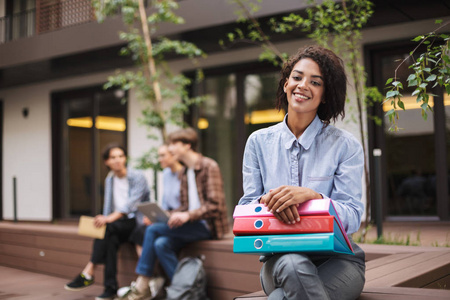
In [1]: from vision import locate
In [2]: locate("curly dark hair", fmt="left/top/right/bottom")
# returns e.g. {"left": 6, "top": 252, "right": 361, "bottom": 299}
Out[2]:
{"left": 276, "top": 45, "right": 347, "bottom": 125}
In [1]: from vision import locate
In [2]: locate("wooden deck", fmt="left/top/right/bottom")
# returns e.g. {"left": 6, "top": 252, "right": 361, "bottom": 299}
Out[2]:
{"left": 0, "top": 221, "right": 449, "bottom": 300}
{"left": 233, "top": 244, "right": 450, "bottom": 299}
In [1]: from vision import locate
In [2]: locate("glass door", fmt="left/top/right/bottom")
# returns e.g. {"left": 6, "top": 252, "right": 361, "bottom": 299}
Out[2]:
{"left": 381, "top": 53, "right": 437, "bottom": 217}
{"left": 191, "top": 67, "right": 281, "bottom": 217}
{"left": 195, "top": 74, "right": 240, "bottom": 217}
{"left": 368, "top": 43, "right": 450, "bottom": 220}
{"left": 52, "top": 86, "right": 127, "bottom": 219}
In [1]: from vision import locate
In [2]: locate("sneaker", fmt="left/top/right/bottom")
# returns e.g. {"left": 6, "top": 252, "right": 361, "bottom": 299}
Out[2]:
{"left": 95, "top": 287, "right": 117, "bottom": 300}
{"left": 64, "top": 273, "right": 94, "bottom": 291}
{"left": 118, "top": 285, "right": 151, "bottom": 300}
{"left": 117, "top": 281, "right": 135, "bottom": 298}
{"left": 149, "top": 277, "right": 165, "bottom": 299}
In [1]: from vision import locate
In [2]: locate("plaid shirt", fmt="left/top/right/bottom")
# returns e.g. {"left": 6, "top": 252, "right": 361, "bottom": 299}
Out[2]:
{"left": 178, "top": 154, "right": 229, "bottom": 239}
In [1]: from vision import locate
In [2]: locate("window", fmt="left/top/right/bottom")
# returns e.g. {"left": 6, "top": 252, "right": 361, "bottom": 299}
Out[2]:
{"left": 190, "top": 64, "right": 283, "bottom": 217}
{"left": 367, "top": 42, "right": 449, "bottom": 220}
{"left": 52, "top": 86, "right": 127, "bottom": 219}
{"left": 4, "top": 0, "right": 35, "bottom": 42}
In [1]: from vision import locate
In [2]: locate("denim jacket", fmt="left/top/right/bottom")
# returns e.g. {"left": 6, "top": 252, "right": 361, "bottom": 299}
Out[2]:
{"left": 103, "top": 168, "right": 150, "bottom": 221}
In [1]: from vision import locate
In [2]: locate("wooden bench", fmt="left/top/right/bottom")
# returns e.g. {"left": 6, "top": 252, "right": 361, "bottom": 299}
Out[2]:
{"left": 0, "top": 222, "right": 139, "bottom": 286}
{"left": 234, "top": 244, "right": 450, "bottom": 299}
{"left": 1, "top": 222, "right": 449, "bottom": 300}
{"left": 235, "top": 287, "right": 450, "bottom": 300}
{"left": 0, "top": 221, "right": 259, "bottom": 300}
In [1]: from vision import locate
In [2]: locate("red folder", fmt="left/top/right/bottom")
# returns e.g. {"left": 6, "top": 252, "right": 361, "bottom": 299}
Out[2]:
{"left": 233, "top": 215, "right": 335, "bottom": 236}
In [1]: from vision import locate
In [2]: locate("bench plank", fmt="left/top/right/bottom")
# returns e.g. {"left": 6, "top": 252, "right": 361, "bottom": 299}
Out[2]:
{"left": 365, "top": 252, "right": 416, "bottom": 270}
{"left": 234, "top": 287, "right": 450, "bottom": 300}
{"left": 366, "top": 251, "right": 450, "bottom": 287}
{"left": 206, "top": 268, "right": 261, "bottom": 292}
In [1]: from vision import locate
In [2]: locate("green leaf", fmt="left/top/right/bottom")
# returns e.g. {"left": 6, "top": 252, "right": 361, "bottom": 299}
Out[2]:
{"left": 385, "top": 109, "right": 395, "bottom": 116}
{"left": 386, "top": 90, "right": 398, "bottom": 99}
{"left": 408, "top": 79, "right": 418, "bottom": 87}
{"left": 411, "top": 89, "right": 420, "bottom": 96}
{"left": 392, "top": 81, "right": 403, "bottom": 88}
{"left": 398, "top": 100, "right": 405, "bottom": 110}
{"left": 406, "top": 74, "right": 416, "bottom": 81}
{"left": 386, "top": 78, "right": 394, "bottom": 85}
{"left": 435, "top": 19, "right": 443, "bottom": 24}
{"left": 426, "top": 74, "right": 437, "bottom": 82}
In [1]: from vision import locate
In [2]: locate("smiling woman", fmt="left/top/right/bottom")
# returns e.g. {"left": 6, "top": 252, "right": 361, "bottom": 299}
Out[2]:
{"left": 238, "top": 45, "right": 366, "bottom": 300}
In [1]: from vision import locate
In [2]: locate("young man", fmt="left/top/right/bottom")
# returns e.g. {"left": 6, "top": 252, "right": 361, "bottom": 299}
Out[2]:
{"left": 120, "top": 128, "right": 229, "bottom": 300}
{"left": 64, "top": 144, "right": 150, "bottom": 300}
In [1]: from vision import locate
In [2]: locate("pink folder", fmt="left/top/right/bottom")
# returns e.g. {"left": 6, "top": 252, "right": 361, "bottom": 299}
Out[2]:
{"left": 233, "top": 215, "right": 335, "bottom": 236}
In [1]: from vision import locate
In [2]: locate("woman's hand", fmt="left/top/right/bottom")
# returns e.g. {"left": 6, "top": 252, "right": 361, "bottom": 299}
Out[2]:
{"left": 272, "top": 206, "right": 301, "bottom": 224}
{"left": 260, "top": 185, "right": 322, "bottom": 223}
{"left": 168, "top": 211, "right": 190, "bottom": 228}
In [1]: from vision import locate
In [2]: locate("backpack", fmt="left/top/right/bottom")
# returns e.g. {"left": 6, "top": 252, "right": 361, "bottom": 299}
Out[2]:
{"left": 166, "top": 256, "right": 209, "bottom": 300}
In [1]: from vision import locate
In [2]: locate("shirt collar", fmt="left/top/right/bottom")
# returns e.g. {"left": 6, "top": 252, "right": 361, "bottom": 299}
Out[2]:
{"left": 281, "top": 114, "right": 323, "bottom": 150}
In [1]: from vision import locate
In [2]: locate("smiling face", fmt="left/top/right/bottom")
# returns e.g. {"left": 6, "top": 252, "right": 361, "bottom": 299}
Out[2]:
{"left": 283, "top": 58, "right": 324, "bottom": 120}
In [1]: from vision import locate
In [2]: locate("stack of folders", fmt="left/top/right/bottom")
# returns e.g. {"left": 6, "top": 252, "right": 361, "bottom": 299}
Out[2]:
{"left": 233, "top": 199, "right": 354, "bottom": 256}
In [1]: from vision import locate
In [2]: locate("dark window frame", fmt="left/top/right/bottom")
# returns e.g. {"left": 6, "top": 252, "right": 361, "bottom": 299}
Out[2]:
{"left": 186, "top": 60, "right": 280, "bottom": 212}
{"left": 51, "top": 85, "right": 128, "bottom": 220}
{"left": 365, "top": 40, "right": 449, "bottom": 221}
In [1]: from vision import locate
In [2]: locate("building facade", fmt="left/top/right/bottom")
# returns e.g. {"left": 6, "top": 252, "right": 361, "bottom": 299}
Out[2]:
{"left": 0, "top": 0, "right": 449, "bottom": 222}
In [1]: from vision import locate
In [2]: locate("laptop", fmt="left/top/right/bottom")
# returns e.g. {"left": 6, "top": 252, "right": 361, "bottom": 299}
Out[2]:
{"left": 137, "top": 202, "right": 170, "bottom": 223}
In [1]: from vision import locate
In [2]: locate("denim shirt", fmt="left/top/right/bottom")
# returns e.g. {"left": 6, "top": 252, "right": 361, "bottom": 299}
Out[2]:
{"left": 161, "top": 167, "right": 181, "bottom": 211}
{"left": 238, "top": 114, "right": 364, "bottom": 234}
{"left": 103, "top": 168, "right": 150, "bottom": 221}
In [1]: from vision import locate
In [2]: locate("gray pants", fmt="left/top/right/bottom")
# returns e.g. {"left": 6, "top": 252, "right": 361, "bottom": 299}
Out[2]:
{"left": 260, "top": 241, "right": 365, "bottom": 300}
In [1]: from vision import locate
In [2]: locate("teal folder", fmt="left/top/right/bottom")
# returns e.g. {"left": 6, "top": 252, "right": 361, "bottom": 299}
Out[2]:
{"left": 233, "top": 232, "right": 353, "bottom": 255}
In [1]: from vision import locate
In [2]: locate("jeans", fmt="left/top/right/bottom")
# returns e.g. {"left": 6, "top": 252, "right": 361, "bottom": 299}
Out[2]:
{"left": 260, "top": 240, "right": 365, "bottom": 300}
{"left": 91, "top": 217, "right": 136, "bottom": 290}
{"left": 135, "top": 221, "right": 211, "bottom": 280}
